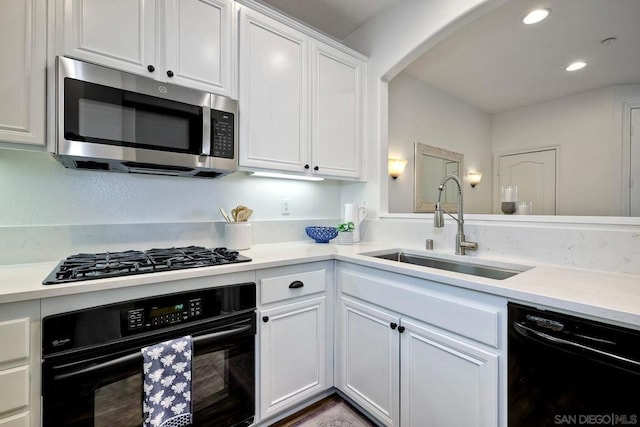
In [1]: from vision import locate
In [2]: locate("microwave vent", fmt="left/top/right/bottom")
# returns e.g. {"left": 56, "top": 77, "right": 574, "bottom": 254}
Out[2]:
{"left": 74, "top": 160, "right": 111, "bottom": 171}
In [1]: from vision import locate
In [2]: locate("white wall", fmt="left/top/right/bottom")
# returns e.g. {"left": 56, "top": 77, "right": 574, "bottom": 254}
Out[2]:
{"left": 342, "top": 0, "right": 502, "bottom": 217}
{"left": 0, "top": 149, "right": 342, "bottom": 226}
{"left": 388, "top": 72, "right": 492, "bottom": 213}
{"left": 492, "top": 85, "right": 638, "bottom": 216}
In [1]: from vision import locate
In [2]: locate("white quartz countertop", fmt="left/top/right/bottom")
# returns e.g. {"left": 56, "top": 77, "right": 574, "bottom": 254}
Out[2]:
{"left": 1, "top": 241, "right": 639, "bottom": 328}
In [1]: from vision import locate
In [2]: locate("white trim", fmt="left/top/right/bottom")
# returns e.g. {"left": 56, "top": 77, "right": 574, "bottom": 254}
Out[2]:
{"left": 621, "top": 102, "right": 640, "bottom": 216}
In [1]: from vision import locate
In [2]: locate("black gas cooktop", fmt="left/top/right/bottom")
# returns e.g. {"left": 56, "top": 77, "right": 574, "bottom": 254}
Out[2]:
{"left": 43, "top": 246, "right": 251, "bottom": 285}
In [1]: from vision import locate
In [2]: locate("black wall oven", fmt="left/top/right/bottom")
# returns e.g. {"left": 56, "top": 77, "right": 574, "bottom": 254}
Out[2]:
{"left": 42, "top": 283, "right": 256, "bottom": 427}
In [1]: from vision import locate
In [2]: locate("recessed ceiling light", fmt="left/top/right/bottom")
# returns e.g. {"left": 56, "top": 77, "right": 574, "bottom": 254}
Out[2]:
{"left": 523, "top": 8, "right": 550, "bottom": 25}
{"left": 565, "top": 61, "right": 587, "bottom": 72}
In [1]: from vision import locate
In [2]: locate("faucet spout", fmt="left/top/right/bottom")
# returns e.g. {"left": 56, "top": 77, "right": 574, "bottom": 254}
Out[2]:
{"left": 434, "top": 174, "right": 478, "bottom": 255}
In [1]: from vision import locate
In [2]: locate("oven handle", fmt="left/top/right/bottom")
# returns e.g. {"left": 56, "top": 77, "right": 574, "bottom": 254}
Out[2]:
{"left": 52, "top": 324, "right": 252, "bottom": 382}
{"left": 513, "top": 321, "right": 640, "bottom": 368}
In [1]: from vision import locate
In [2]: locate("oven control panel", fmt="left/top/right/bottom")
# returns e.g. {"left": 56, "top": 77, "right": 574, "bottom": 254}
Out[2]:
{"left": 126, "top": 298, "right": 203, "bottom": 331}
{"left": 42, "top": 282, "right": 256, "bottom": 355}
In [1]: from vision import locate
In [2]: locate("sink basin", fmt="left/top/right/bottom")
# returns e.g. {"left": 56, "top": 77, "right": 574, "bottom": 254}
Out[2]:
{"left": 364, "top": 250, "right": 530, "bottom": 280}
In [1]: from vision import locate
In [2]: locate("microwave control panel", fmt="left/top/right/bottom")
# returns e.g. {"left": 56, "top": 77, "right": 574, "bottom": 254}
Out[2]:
{"left": 211, "top": 110, "right": 235, "bottom": 159}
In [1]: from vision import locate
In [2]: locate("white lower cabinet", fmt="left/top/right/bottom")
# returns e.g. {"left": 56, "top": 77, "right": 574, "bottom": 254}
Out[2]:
{"left": 0, "top": 301, "right": 40, "bottom": 427}
{"left": 257, "top": 262, "right": 334, "bottom": 423}
{"left": 337, "top": 263, "right": 503, "bottom": 427}
{"left": 340, "top": 296, "right": 399, "bottom": 425}
{"left": 400, "top": 319, "right": 498, "bottom": 427}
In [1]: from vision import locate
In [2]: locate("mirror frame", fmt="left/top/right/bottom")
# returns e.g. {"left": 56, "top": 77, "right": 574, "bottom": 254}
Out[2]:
{"left": 414, "top": 142, "right": 463, "bottom": 213}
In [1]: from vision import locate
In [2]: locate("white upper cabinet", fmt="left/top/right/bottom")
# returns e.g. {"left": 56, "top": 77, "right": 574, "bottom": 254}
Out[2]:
{"left": 58, "top": 0, "right": 234, "bottom": 96}
{"left": 163, "top": 0, "right": 233, "bottom": 95}
{"left": 0, "top": 0, "right": 46, "bottom": 146}
{"left": 312, "top": 42, "right": 364, "bottom": 179}
{"left": 238, "top": 8, "right": 309, "bottom": 173}
{"left": 238, "top": 5, "right": 366, "bottom": 180}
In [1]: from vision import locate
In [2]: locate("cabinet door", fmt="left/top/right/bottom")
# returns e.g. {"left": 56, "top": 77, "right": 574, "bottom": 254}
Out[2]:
{"left": 238, "top": 7, "right": 309, "bottom": 173}
{"left": 338, "top": 296, "right": 399, "bottom": 426}
{"left": 0, "top": 0, "right": 46, "bottom": 146}
{"left": 259, "top": 296, "right": 327, "bottom": 419}
{"left": 0, "top": 301, "right": 40, "bottom": 427}
{"left": 400, "top": 319, "right": 498, "bottom": 427}
{"left": 311, "top": 42, "right": 365, "bottom": 179}
{"left": 61, "top": 0, "right": 157, "bottom": 77}
{"left": 0, "top": 413, "right": 29, "bottom": 427}
{"left": 164, "top": 0, "right": 232, "bottom": 96}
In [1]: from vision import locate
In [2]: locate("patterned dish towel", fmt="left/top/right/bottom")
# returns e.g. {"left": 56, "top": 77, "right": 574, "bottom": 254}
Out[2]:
{"left": 142, "top": 336, "right": 193, "bottom": 427}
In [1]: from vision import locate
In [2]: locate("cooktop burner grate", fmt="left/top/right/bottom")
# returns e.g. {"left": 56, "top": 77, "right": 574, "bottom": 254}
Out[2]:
{"left": 43, "top": 246, "right": 251, "bottom": 285}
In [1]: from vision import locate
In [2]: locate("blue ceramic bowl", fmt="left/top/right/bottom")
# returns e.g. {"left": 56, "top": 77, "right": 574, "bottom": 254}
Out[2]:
{"left": 305, "top": 226, "right": 338, "bottom": 243}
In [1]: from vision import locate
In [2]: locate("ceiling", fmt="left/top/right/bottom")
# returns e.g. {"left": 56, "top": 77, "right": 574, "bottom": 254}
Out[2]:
{"left": 256, "top": 0, "right": 399, "bottom": 40}
{"left": 402, "top": 0, "right": 640, "bottom": 113}
{"left": 257, "top": 0, "right": 640, "bottom": 114}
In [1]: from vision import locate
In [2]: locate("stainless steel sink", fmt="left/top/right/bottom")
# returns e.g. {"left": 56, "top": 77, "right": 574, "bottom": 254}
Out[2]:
{"left": 365, "top": 251, "right": 529, "bottom": 280}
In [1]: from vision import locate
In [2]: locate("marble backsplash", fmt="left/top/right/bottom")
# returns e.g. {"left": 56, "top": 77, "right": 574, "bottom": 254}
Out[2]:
{"left": 0, "top": 219, "right": 338, "bottom": 265}
{"left": 2, "top": 218, "right": 639, "bottom": 276}
{"left": 363, "top": 218, "right": 640, "bottom": 275}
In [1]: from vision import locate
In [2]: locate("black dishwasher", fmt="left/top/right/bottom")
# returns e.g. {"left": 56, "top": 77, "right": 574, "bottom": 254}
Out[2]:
{"left": 508, "top": 303, "right": 640, "bottom": 427}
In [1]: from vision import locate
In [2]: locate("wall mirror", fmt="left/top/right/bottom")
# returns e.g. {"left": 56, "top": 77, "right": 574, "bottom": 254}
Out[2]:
{"left": 388, "top": 0, "right": 640, "bottom": 217}
{"left": 414, "top": 143, "right": 463, "bottom": 213}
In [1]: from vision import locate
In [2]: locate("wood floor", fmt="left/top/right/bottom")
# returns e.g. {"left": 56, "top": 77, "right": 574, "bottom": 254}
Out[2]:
{"left": 269, "top": 394, "right": 378, "bottom": 427}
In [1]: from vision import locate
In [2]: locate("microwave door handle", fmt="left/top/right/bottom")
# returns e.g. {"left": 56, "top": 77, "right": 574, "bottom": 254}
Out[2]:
{"left": 52, "top": 324, "right": 252, "bottom": 382}
{"left": 513, "top": 322, "right": 640, "bottom": 368}
{"left": 201, "top": 105, "right": 211, "bottom": 156}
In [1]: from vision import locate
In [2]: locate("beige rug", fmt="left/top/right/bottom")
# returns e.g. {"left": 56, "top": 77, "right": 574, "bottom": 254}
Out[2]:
{"left": 271, "top": 395, "right": 377, "bottom": 427}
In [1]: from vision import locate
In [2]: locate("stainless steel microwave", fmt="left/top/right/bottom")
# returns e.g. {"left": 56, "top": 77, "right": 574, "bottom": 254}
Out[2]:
{"left": 53, "top": 56, "right": 238, "bottom": 178}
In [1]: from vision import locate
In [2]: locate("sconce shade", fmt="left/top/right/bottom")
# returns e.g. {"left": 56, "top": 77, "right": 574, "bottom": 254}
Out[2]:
{"left": 388, "top": 158, "right": 408, "bottom": 179}
{"left": 468, "top": 171, "right": 482, "bottom": 188}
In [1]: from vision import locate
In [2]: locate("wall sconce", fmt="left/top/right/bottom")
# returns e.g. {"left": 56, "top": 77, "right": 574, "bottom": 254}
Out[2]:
{"left": 388, "top": 158, "right": 408, "bottom": 179}
{"left": 468, "top": 171, "right": 482, "bottom": 188}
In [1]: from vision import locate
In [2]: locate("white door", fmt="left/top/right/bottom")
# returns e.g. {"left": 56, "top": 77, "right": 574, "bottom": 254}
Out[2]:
{"left": 0, "top": 0, "right": 46, "bottom": 146}
{"left": 338, "top": 296, "right": 399, "bottom": 426}
{"left": 62, "top": 0, "right": 157, "bottom": 77}
{"left": 498, "top": 149, "right": 556, "bottom": 215}
{"left": 631, "top": 109, "right": 640, "bottom": 216}
{"left": 400, "top": 319, "right": 498, "bottom": 427}
{"left": 238, "top": 8, "right": 309, "bottom": 173}
{"left": 259, "top": 297, "right": 326, "bottom": 419}
{"left": 164, "top": 0, "right": 233, "bottom": 96}
{"left": 311, "top": 42, "right": 364, "bottom": 178}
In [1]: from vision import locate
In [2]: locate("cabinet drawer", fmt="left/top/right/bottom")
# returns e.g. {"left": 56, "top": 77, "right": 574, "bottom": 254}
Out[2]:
{"left": 0, "top": 366, "right": 29, "bottom": 415}
{"left": 261, "top": 269, "right": 326, "bottom": 305}
{"left": 0, "top": 319, "right": 29, "bottom": 365}
{"left": 0, "top": 412, "right": 29, "bottom": 427}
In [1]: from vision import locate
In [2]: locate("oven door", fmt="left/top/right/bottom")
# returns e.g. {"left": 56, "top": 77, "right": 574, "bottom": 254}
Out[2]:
{"left": 42, "top": 313, "right": 255, "bottom": 427}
